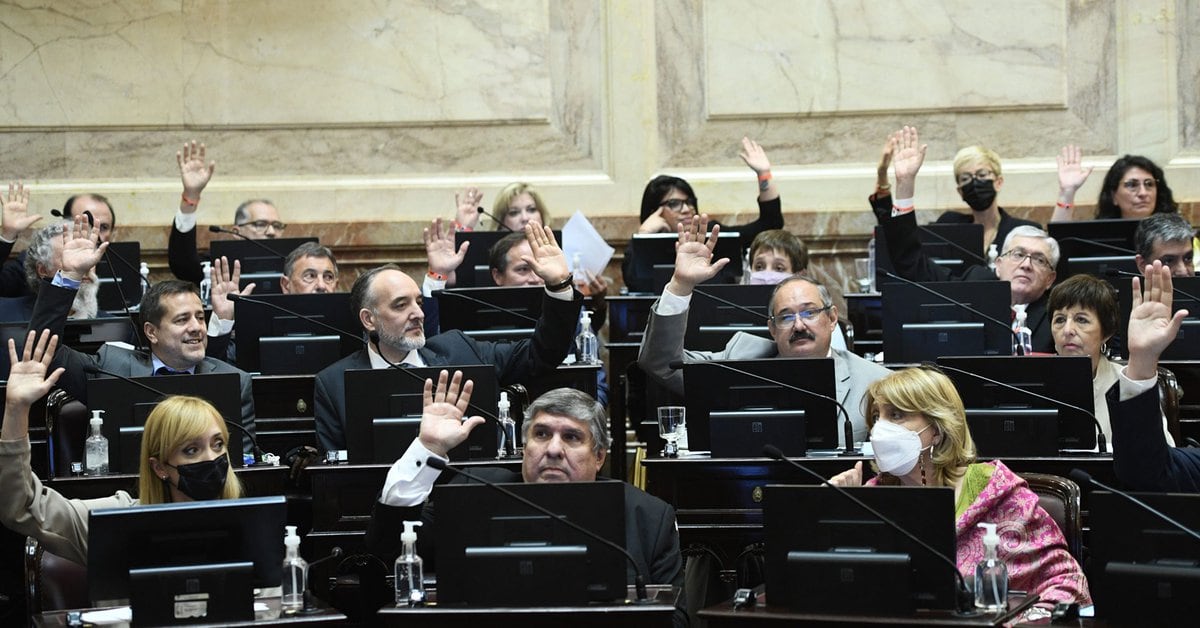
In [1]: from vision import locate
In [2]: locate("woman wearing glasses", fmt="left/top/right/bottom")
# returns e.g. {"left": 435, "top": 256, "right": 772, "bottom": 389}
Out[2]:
{"left": 1051, "top": 148, "right": 1179, "bottom": 221}
{"left": 621, "top": 137, "right": 784, "bottom": 293}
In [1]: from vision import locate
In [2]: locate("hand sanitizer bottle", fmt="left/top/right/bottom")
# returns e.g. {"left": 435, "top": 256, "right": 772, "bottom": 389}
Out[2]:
{"left": 987, "top": 244, "right": 999, "bottom": 272}
{"left": 575, "top": 310, "right": 598, "bottom": 365}
{"left": 974, "top": 522, "right": 1008, "bottom": 612}
{"left": 394, "top": 521, "right": 425, "bottom": 607}
{"left": 199, "top": 261, "right": 212, "bottom": 306}
{"left": 281, "top": 526, "right": 307, "bottom": 612}
{"left": 84, "top": 411, "right": 108, "bottom": 476}
{"left": 138, "top": 262, "right": 151, "bottom": 301}
{"left": 497, "top": 391, "right": 518, "bottom": 458}
{"left": 1012, "top": 310, "right": 1032, "bottom": 356}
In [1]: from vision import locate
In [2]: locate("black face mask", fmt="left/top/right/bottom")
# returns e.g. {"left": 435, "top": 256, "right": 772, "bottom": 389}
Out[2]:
{"left": 961, "top": 178, "right": 997, "bottom": 212}
{"left": 165, "top": 454, "right": 229, "bottom": 501}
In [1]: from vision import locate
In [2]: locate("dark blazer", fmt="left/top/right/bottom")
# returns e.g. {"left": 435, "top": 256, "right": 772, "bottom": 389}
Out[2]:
{"left": 880, "top": 210, "right": 1054, "bottom": 353}
{"left": 934, "top": 207, "right": 1043, "bottom": 253}
{"left": 364, "top": 467, "right": 686, "bottom": 626}
{"left": 1109, "top": 384, "right": 1200, "bottom": 492}
{"left": 27, "top": 282, "right": 256, "bottom": 453}
{"left": 0, "top": 294, "right": 34, "bottom": 323}
{"left": 0, "top": 246, "right": 32, "bottom": 299}
{"left": 313, "top": 289, "right": 582, "bottom": 451}
{"left": 167, "top": 222, "right": 205, "bottom": 285}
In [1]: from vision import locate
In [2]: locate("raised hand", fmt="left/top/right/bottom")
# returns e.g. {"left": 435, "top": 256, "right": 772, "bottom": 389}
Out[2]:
{"left": 209, "top": 256, "right": 255, "bottom": 322}
{"left": 1127, "top": 261, "right": 1189, "bottom": 380}
{"left": 177, "top": 140, "right": 216, "bottom": 212}
{"left": 827, "top": 461, "right": 864, "bottom": 487}
{"left": 876, "top": 137, "right": 895, "bottom": 189}
{"left": 665, "top": 215, "right": 731, "bottom": 296}
{"left": 1056, "top": 144, "right": 1093, "bottom": 194}
{"left": 4, "top": 330, "right": 65, "bottom": 411}
{"left": 454, "top": 187, "right": 483, "bottom": 231}
{"left": 2, "top": 181, "right": 41, "bottom": 241}
{"left": 890, "top": 126, "right": 927, "bottom": 199}
{"left": 423, "top": 217, "right": 469, "bottom": 276}
{"left": 60, "top": 215, "right": 109, "bottom": 281}
{"left": 738, "top": 137, "right": 771, "bottom": 175}
{"left": 418, "top": 370, "right": 486, "bottom": 457}
{"left": 521, "top": 222, "right": 571, "bottom": 287}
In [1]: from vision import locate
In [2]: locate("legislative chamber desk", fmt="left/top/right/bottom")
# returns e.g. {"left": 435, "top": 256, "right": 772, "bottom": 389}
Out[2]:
{"left": 34, "top": 598, "right": 346, "bottom": 627}
{"left": 700, "top": 594, "right": 1040, "bottom": 627}
{"left": 377, "top": 585, "right": 678, "bottom": 627}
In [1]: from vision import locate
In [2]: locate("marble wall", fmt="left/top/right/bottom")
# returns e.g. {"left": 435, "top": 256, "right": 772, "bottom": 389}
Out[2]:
{"left": 0, "top": 0, "right": 1195, "bottom": 291}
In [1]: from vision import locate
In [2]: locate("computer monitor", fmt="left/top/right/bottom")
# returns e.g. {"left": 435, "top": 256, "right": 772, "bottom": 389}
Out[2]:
{"left": 1089, "top": 491, "right": 1200, "bottom": 624}
{"left": 343, "top": 365, "right": 499, "bottom": 463}
{"left": 1048, "top": 219, "right": 1139, "bottom": 280}
{"left": 434, "top": 480, "right": 627, "bottom": 606}
{"left": 96, "top": 242, "right": 143, "bottom": 312}
{"left": 881, "top": 280, "right": 1012, "bottom": 363}
{"left": 684, "top": 285, "right": 774, "bottom": 352}
{"left": 232, "top": 293, "right": 360, "bottom": 374}
{"left": 209, "top": 237, "right": 318, "bottom": 295}
{"left": 682, "top": 358, "right": 838, "bottom": 455}
{"left": 434, "top": 286, "right": 545, "bottom": 342}
{"left": 764, "top": 484, "right": 957, "bottom": 613}
{"left": 1116, "top": 276, "right": 1200, "bottom": 360}
{"left": 88, "top": 495, "right": 287, "bottom": 624}
{"left": 85, "top": 372, "right": 245, "bottom": 473}
{"left": 936, "top": 355, "right": 1097, "bottom": 453}
{"left": 452, "top": 230, "right": 563, "bottom": 288}
{"left": 0, "top": 317, "right": 138, "bottom": 382}
{"left": 628, "top": 231, "right": 743, "bottom": 294}
{"left": 874, "top": 223, "right": 987, "bottom": 276}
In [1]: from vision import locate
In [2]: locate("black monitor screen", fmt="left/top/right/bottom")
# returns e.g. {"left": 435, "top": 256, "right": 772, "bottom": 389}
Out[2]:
{"left": 684, "top": 285, "right": 774, "bottom": 352}
{"left": 628, "top": 231, "right": 742, "bottom": 294}
{"left": 86, "top": 372, "right": 245, "bottom": 473}
{"left": 765, "top": 484, "right": 957, "bottom": 613}
{"left": 1117, "top": 276, "right": 1200, "bottom": 360}
{"left": 434, "top": 480, "right": 627, "bottom": 606}
{"left": 343, "top": 365, "right": 499, "bottom": 463}
{"left": 1048, "top": 219, "right": 1139, "bottom": 279}
{"left": 209, "top": 237, "right": 318, "bottom": 295}
{"left": 0, "top": 318, "right": 136, "bottom": 382}
{"left": 232, "top": 293, "right": 359, "bottom": 374}
{"left": 682, "top": 358, "right": 838, "bottom": 454}
{"left": 434, "top": 286, "right": 545, "bottom": 342}
{"left": 936, "top": 355, "right": 1096, "bottom": 452}
{"left": 96, "top": 242, "right": 143, "bottom": 312}
{"left": 874, "top": 223, "right": 987, "bottom": 276}
{"left": 452, "top": 230, "right": 562, "bottom": 288}
{"left": 881, "top": 280, "right": 1012, "bottom": 363}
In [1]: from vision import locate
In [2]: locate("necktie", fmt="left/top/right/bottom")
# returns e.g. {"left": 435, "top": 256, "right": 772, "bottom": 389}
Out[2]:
{"left": 155, "top": 367, "right": 190, "bottom": 376}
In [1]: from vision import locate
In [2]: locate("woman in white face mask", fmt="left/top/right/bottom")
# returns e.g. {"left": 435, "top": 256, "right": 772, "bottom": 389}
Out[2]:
{"left": 828, "top": 366, "right": 1091, "bottom": 615}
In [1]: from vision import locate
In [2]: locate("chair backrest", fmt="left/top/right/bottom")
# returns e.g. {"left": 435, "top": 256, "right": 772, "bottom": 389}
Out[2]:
{"left": 45, "top": 389, "right": 90, "bottom": 479}
{"left": 1157, "top": 365, "right": 1183, "bottom": 444}
{"left": 1019, "top": 473, "right": 1083, "bottom": 563}
{"left": 24, "top": 537, "right": 88, "bottom": 615}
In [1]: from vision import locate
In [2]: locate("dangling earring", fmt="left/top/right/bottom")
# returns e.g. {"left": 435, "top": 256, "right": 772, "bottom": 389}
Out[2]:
{"left": 919, "top": 449, "right": 928, "bottom": 486}
{"left": 1101, "top": 341, "right": 1110, "bottom": 358}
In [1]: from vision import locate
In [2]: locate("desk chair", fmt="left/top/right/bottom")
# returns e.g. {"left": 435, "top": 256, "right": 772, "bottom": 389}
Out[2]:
{"left": 44, "top": 390, "right": 88, "bottom": 479}
{"left": 24, "top": 538, "right": 88, "bottom": 615}
{"left": 1019, "top": 473, "right": 1083, "bottom": 563}
{"left": 1157, "top": 365, "right": 1183, "bottom": 444}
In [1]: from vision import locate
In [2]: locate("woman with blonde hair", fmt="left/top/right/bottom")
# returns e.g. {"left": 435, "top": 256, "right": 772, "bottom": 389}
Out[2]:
{"left": 828, "top": 366, "right": 1091, "bottom": 616}
{"left": 451, "top": 182, "right": 549, "bottom": 232}
{"left": 0, "top": 330, "right": 243, "bottom": 565}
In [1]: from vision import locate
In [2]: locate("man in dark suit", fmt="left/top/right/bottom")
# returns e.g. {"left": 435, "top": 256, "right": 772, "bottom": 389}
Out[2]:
{"left": 364, "top": 374, "right": 686, "bottom": 626}
{"left": 26, "top": 217, "right": 257, "bottom": 454}
{"left": 1, "top": 192, "right": 115, "bottom": 298}
{"left": 313, "top": 222, "right": 581, "bottom": 451}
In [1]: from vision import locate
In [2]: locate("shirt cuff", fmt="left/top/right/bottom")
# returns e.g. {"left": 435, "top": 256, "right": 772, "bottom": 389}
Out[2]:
{"left": 545, "top": 284, "right": 574, "bottom": 301}
{"left": 0, "top": 233, "right": 15, "bottom": 244}
{"left": 422, "top": 275, "right": 446, "bottom": 298}
{"left": 891, "top": 198, "right": 915, "bottom": 217}
{"left": 654, "top": 288, "right": 692, "bottom": 316}
{"left": 380, "top": 439, "right": 445, "bottom": 507}
{"left": 51, "top": 271, "right": 81, "bottom": 290}
{"left": 207, "top": 313, "right": 235, "bottom": 337}
{"left": 1117, "top": 364, "right": 1158, "bottom": 401}
{"left": 175, "top": 210, "right": 198, "bottom": 234}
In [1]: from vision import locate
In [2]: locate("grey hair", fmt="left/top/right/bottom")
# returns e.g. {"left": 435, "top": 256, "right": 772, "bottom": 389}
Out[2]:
{"left": 522, "top": 387, "right": 611, "bottom": 455}
{"left": 767, "top": 274, "right": 833, "bottom": 317}
{"left": 283, "top": 241, "right": 338, "bottom": 277}
{"left": 1134, "top": 212, "right": 1194, "bottom": 260}
{"left": 1001, "top": 225, "right": 1060, "bottom": 267}
{"left": 24, "top": 222, "right": 68, "bottom": 292}
{"left": 233, "top": 199, "right": 276, "bottom": 225}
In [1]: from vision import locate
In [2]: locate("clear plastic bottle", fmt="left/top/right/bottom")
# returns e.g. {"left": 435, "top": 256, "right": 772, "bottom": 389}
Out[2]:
{"left": 986, "top": 244, "right": 999, "bottom": 272}
{"left": 1013, "top": 310, "right": 1032, "bottom": 356}
{"left": 575, "top": 310, "right": 598, "bottom": 365}
{"left": 83, "top": 411, "right": 108, "bottom": 476}
{"left": 496, "top": 391, "right": 518, "bottom": 458}
{"left": 974, "top": 522, "right": 1008, "bottom": 612}
{"left": 281, "top": 525, "right": 307, "bottom": 612}
{"left": 138, "top": 261, "right": 151, "bottom": 302}
{"left": 867, "top": 236, "right": 877, "bottom": 293}
{"left": 199, "top": 261, "right": 212, "bottom": 306}
{"left": 394, "top": 521, "right": 425, "bottom": 607}
{"left": 571, "top": 252, "right": 590, "bottom": 296}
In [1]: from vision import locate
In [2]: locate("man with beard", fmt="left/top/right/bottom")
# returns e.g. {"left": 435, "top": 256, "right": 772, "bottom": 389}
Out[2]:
{"left": 0, "top": 222, "right": 103, "bottom": 322}
{"left": 637, "top": 216, "right": 890, "bottom": 444}
{"left": 0, "top": 192, "right": 117, "bottom": 298}
{"left": 312, "top": 223, "right": 581, "bottom": 452}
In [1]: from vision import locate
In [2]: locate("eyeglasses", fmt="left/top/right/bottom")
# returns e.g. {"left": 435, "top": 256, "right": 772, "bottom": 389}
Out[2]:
{"left": 236, "top": 220, "right": 287, "bottom": 232}
{"left": 658, "top": 198, "right": 695, "bottom": 213}
{"left": 999, "top": 248, "right": 1053, "bottom": 271}
{"left": 955, "top": 169, "right": 995, "bottom": 186}
{"left": 1121, "top": 178, "right": 1156, "bottom": 191}
{"left": 769, "top": 305, "right": 833, "bottom": 330}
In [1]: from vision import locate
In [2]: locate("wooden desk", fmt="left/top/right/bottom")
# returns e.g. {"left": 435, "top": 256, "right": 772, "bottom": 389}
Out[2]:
{"left": 700, "top": 594, "right": 1037, "bottom": 627}
{"left": 45, "top": 464, "right": 294, "bottom": 501}
{"left": 34, "top": 598, "right": 345, "bottom": 627}
{"left": 377, "top": 585, "right": 678, "bottom": 627}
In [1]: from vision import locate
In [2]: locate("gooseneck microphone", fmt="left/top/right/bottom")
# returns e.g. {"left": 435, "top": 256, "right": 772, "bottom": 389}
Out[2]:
{"left": 302, "top": 546, "right": 344, "bottom": 613}
{"left": 1104, "top": 268, "right": 1200, "bottom": 305}
{"left": 934, "top": 362, "right": 1108, "bottom": 455}
{"left": 692, "top": 288, "right": 770, "bottom": 322}
{"left": 762, "top": 445, "right": 978, "bottom": 616}
{"left": 432, "top": 289, "right": 539, "bottom": 324}
{"left": 882, "top": 271, "right": 1019, "bottom": 345}
{"left": 367, "top": 331, "right": 500, "bottom": 423}
{"left": 669, "top": 359, "right": 858, "bottom": 456}
{"left": 1057, "top": 236, "right": 1135, "bottom": 256}
{"left": 1068, "top": 469, "right": 1200, "bottom": 544}
{"left": 99, "top": 252, "right": 146, "bottom": 352}
{"left": 424, "top": 457, "right": 650, "bottom": 603}
{"left": 475, "top": 206, "right": 513, "bottom": 231}
{"left": 80, "top": 362, "right": 266, "bottom": 462}
{"left": 208, "top": 225, "right": 288, "bottom": 260}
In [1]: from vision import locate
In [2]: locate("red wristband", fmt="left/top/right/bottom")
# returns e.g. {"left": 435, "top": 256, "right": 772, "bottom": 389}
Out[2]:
{"left": 181, "top": 193, "right": 199, "bottom": 207}
{"left": 427, "top": 270, "right": 446, "bottom": 281}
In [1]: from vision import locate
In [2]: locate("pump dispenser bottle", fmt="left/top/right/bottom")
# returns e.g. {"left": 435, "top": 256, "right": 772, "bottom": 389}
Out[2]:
{"left": 974, "top": 522, "right": 1008, "bottom": 612}
{"left": 575, "top": 310, "right": 598, "bottom": 365}
{"left": 394, "top": 521, "right": 425, "bottom": 607}
{"left": 497, "top": 391, "right": 518, "bottom": 458}
{"left": 281, "top": 526, "right": 307, "bottom": 612}
{"left": 84, "top": 411, "right": 108, "bottom": 476}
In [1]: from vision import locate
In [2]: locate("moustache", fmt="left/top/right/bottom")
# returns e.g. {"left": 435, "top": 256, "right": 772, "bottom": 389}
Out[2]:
{"left": 789, "top": 329, "right": 816, "bottom": 343}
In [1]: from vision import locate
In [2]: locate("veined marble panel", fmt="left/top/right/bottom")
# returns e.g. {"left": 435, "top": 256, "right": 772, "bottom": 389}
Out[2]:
{"left": 1180, "top": 0, "right": 1199, "bottom": 151}
{"left": 704, "top": 0, "right": 1066, "bottom": 117}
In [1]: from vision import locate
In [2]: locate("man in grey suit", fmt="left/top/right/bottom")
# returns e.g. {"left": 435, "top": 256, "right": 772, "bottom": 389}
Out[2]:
{"left": 638, "top": 216, "right": 890, "bottom": 445}
{"left": 26, "top": 216, "right": 257, "bottom": 454}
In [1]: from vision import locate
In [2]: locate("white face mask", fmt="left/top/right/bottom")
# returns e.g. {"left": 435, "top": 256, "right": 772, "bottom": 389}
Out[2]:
{"left": 870, "top": 420, "right": 932, "bottom": 476}
{"left": 748, "top": 270, "right": 793, "bottom": 285}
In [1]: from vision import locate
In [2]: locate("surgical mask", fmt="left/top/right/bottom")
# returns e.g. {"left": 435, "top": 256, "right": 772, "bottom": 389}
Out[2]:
{"left": 960, "top": 178, "right": 997, "bottom": 212}
{"left": 749, "top": 270, "right": 793, "bottom": 285}
{"left": 870, "top": 420, "right": 932, "bottom": 476}
{"left": 165, "top": 454, "right": 230, "bottom": 501}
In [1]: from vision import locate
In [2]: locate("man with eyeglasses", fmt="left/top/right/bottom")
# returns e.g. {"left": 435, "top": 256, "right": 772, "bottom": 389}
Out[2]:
{"left": 0, "top": 190, "right": 118, "bottom": 298}
{"left": 1133, "top": 213, "right": 1195, "bottom": 278}
{"left": 166, "top": 141, "right": 291, "bottom": 285}
{"left": 637, "top": 216, "right": 891, "bottom": 444}
{"left": 877, "top": 126, "right": 1059, "bottom": 353}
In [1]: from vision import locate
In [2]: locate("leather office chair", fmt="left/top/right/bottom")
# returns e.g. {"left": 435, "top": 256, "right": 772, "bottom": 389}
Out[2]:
{"left": 1157, "top": 365, "right": 1183, "bottom": 445}
{"left": 24, "top": 537, "right": 88, "bottom": 615}
{"left": 44, "top": 389, "right": 89, "bottom": 479}
{"left": 1019, "top": 473, "right": 1083, "bottom": 563}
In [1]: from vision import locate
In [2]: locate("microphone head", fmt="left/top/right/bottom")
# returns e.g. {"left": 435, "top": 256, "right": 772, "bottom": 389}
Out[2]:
{"left": 475, "top": 206, "right": 485, "bottom": 214}
{"left": 226, "top": 293, "right": 243, "bottom": 302}
{"left": 208, "top": 225, "right": 223, "bottom": 233}
{"left": 762, "top": 444, "right": 785, "bottom": 460}
{"left": 50, "top": 209, "right": 65, "bottom": 218}
{"left": 1067, "top": 468, "right": 1093, "bottom": 488}
{"left": 330, "top": 547, "right": 344, "bottom": 558}
{"left": 425, "top": 456, "right": 448, "bottom": 471}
